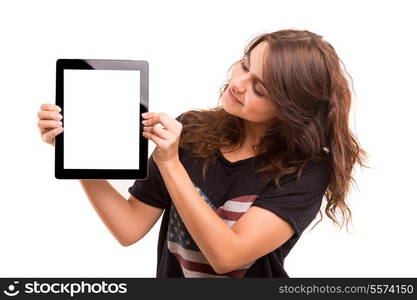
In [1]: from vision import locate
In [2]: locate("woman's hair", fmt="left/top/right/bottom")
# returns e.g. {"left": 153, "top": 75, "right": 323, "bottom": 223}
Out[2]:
{"left": 178, "top": 29, "right": 368, "bottom": 231}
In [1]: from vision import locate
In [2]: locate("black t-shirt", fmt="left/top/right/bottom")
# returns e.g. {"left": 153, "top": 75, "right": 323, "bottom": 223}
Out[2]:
{"left": 128, "top": 115, "right": 330, "bottom": 278}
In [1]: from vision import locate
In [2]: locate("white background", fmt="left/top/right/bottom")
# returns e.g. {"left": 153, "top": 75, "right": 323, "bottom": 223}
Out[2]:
{"left": 0, "top": 0, "right": 416, "bottom": 277}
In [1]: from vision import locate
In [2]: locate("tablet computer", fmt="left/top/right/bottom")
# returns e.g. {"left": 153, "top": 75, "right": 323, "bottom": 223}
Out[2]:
{"left": 55, "top": 59, "right": 149, "bottom": 179}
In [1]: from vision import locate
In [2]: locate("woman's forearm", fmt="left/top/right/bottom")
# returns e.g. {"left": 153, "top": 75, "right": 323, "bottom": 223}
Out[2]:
{"left": 156, "top": 160, "right": 238, "bottom": 274}
{"left": 79, "top": 179, "right": 137, "bottom": 246}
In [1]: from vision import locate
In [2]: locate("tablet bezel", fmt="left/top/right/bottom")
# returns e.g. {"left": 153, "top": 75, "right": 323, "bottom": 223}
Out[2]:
{"left": 55, "top": 59, "right": 149, "bottom": 179}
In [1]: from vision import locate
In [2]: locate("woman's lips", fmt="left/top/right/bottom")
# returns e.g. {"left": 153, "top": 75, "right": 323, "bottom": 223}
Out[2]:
{"left": 228, "top": 88, "right": 243, "bottom": 105}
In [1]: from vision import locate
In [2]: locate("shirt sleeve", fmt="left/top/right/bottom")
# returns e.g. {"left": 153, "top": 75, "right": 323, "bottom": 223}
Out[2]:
{"left": 127, "top": 113, "right": 186, "bottom": 209}
{"left": 128, "top": 152, "right": 170, "bottom": 209}
{"left": 251, "top": 159, "right": 331, "bottom": 240}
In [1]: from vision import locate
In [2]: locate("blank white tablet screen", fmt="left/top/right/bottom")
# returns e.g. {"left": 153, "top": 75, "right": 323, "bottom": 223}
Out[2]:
{"left": 63, "top": 69, "right": 140, "bottom": 169}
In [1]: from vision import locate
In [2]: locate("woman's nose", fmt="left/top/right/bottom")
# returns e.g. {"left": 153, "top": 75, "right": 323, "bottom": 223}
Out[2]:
{"left": 232, "top": 74, "right": 251, "bottom": 93}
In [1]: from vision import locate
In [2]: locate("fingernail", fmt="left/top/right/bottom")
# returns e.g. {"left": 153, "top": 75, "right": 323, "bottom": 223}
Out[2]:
{"left": 142, "top": 112, "right": 148, "bottom": 117}
{"left": 56, "top": 114, "right": 62, "bottom": 120}
{"left": 57, "top": 121, "right": 62, "bottom": 126}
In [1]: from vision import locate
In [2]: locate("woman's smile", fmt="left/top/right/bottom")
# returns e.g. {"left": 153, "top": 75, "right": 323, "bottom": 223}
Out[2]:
{"left": 228, "top": 88, "right": 243, "bottom": 105}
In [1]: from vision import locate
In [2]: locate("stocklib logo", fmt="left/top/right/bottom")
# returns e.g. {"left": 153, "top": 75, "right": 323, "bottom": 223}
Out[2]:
{"left": 3, "top": 281, "right": 20, "bottom": 297}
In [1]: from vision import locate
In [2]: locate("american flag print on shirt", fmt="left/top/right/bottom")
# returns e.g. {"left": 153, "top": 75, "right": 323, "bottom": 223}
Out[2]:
{"left": 167, "top": 185, "right": 259, "bottom": 278}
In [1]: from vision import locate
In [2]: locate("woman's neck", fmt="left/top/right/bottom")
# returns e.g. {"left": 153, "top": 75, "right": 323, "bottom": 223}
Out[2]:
{"left": 242, "top": 119, "right": 273, "bottom": 149}
{"left": 221, "top": 118, "right": 273, "bottom": 155}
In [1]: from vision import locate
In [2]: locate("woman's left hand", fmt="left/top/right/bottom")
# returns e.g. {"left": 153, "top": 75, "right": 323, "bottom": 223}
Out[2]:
{"left": 141, "top": 112, "right": 183, "bottom": 166}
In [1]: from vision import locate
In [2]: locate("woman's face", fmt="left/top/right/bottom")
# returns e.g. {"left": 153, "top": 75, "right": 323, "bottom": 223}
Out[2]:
{"left": 221, "top": 41, "right": 278, "bottom": 124}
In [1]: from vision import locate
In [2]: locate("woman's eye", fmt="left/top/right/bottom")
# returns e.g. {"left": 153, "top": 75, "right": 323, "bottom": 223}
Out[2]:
{"left": 240, "top": 61, "right": 249, "bottom": 72}
{"left": 240, "top": 61, "right": 264, "bottom": 97}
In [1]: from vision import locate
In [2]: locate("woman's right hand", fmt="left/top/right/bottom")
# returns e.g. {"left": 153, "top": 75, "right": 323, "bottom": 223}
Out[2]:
{"left": 37, "top": 103, "right": 64, "bottom": 146}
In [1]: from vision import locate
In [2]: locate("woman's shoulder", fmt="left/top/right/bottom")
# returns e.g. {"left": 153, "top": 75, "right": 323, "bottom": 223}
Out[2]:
{"left": 272, "top": 156, "right": 330, "bottom": 189}
{"left": 293, "top": 156, "right": 331, "bottom": 190}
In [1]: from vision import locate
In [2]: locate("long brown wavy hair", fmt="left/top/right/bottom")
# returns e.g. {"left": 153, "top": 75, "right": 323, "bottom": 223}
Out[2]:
{"left": 178, "top": 29, "right": 368, "bottom": 231}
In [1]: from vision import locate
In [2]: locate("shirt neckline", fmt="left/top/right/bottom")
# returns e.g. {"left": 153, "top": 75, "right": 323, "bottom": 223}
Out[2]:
{"left": 217, "top": 148, "right": 266, "bottom": 167}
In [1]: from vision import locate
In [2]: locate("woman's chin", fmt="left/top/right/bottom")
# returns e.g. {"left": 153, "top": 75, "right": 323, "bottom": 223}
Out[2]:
{"left": 221, "top": 95, "right": 235, "bottom": 113}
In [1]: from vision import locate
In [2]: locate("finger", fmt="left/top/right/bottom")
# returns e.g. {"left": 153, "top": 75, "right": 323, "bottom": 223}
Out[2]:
{"left": 143, "top": 131, "right": 166, "bottom": 147}
{"left": 40, "top": 103, "right": 62, "bottom": 112}
{"left": 144, "top": 125, "right": 173, "bottom": 140}
{"left": 143, "top": 112, "right": 179, "bottom": 133}
{"left": 38, "top": 120, "right": 63, "bottom": 134}
{"left": 38, "top": 110, "right": 63, "bottom": 121}
{"left": 42, "top": 127, "right": 64, "bottom": 143}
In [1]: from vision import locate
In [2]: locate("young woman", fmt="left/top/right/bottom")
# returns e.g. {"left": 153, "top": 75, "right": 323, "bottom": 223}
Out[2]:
{"left": 37, "top": 29, "right": 367, "bottom": 278}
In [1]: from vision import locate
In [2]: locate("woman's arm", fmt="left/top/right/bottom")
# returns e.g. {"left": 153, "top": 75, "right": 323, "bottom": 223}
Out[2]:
{"left": 79, "top": 180, "right": 163, "bottom": 246}
{"left": 156, "top": 161, "right": 236, "bottom": 273}
{"left": 142, "top": 112, "right": 239, "bottom": 273}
